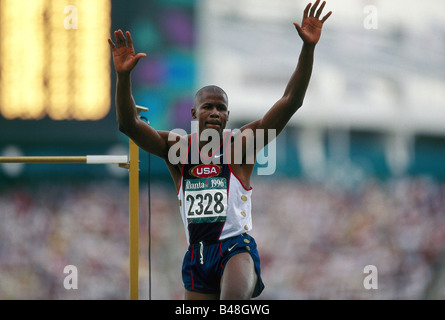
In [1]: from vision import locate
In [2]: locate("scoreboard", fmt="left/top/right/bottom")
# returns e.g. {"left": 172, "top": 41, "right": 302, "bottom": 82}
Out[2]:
{"left": 0, "top": 0, "right": 197, "bottom": 179}
{"left": 0, "top": 0, "right": 111, "bottom": 121}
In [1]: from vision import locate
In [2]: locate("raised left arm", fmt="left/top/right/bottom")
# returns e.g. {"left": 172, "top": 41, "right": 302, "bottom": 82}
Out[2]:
{"left": 245, "top": 0, "right": 332, "bottom": 136}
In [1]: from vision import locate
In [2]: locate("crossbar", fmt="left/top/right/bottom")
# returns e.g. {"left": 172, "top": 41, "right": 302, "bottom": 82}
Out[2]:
{"left": 0, "top": 153, "right": 138, "bottom": 299}
{"left": 2, "top": 105, "right": 148, "bottom": 300}
{"left": 0, "top": 155, "right": 128, "bottom": 164}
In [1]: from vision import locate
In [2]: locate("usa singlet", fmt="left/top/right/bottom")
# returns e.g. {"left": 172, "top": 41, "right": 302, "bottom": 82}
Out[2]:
{"left": 177, "top": 132, "right": 253, "bottom": 245}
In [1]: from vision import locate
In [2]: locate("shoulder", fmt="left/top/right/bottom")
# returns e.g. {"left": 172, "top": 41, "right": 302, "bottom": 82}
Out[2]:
{"left": 158, "top": 131, "right": 191, "bottom": 148}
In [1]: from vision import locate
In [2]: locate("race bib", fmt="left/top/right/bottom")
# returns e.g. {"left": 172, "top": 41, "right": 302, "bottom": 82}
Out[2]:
{"left": 184, "top": 177, "right": 227, "bottom": 224}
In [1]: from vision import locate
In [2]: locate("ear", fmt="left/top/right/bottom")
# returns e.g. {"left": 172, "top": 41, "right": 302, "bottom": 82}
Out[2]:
{"left": 191, "top": 107, "right": 197, "bottom": 119}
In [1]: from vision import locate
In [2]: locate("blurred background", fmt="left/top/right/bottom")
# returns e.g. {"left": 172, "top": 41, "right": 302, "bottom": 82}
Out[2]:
{"left": 0, "top": 0, "right": 444, "bottom": 299}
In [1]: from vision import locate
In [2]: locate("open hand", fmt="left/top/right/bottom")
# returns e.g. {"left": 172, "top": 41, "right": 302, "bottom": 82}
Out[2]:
{"left": 293, "top": 1, "right": 332, "bottom": 45}
{"left": 108, "top": 30, "right": 147, "bottom": 74}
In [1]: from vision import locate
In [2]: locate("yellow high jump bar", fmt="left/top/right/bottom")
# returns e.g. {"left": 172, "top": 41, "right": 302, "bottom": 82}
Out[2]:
{"left": 0, "top": 152, "right": 139, "bottom": 299}
{"left": 0, "top": 152, "right": 140, "bottom": 299}
{"left": 0, "top": 155, "right": 127, "bottom": 164}
{"left": 0, "top": 106, "right": 148, "bottom": 300}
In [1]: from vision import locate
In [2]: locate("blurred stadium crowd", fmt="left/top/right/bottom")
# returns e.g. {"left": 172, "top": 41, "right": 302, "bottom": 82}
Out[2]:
{"left": 1, "top": 0, "right": 444, "bottom": 301}
{"left": 0, "top": 175, "right": 443, "bottom": 300}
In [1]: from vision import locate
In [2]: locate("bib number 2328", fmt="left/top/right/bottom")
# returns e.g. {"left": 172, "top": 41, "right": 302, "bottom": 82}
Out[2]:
{"left": 184, "top": 178, "right": 227, "bottom": 223}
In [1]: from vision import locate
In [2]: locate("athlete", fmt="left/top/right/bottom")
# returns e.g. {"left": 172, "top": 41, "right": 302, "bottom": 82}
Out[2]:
{"left": 108, "top": 1, "right": 332, "bottom": 300}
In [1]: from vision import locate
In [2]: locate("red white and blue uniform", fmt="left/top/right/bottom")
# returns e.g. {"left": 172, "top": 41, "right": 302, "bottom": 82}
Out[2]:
{"left": 177, "top": 132, "right": 253, "bottom": 245}
{"left": 177, "top": 132, "right": 264, "bottom": 297}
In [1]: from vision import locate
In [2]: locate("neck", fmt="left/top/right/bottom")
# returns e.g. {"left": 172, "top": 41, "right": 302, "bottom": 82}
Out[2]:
{"left": 196, "top": 131, "right": 225, "bottom": 155}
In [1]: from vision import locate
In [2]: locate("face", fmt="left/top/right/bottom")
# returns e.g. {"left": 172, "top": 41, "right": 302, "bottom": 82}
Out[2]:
{"left": 191, "top": 90, "right": 229, "bottom": 136}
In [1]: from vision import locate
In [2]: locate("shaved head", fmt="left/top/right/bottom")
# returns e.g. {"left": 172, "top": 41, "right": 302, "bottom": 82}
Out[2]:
{"left": 191, "top": 85, "right": 230, "bottom": 136}
{"left": 194, "top": 85, "right": 228, "bottom": 108}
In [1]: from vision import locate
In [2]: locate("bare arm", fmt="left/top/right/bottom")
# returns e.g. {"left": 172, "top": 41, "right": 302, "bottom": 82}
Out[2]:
{"left": 108, "top": 30, "right": 174, "bottom": 159}
{"left": 244, "top": 1, "right": 332, "bottom": 137}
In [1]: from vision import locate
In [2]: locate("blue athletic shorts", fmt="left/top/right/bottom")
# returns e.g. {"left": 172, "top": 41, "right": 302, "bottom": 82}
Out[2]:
{"left": 182, "top": 233, "right": 265, "bottom": 298}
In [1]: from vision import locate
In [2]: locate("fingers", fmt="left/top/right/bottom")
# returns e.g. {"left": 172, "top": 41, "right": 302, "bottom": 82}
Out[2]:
{"left": 109, "top": 29, "right": 140, "bottom": 50}
{"left": 315, "top": 1, "right": 326, "bottom": 18}
{"left": 303, "top": 2, "right": 311, "bottom": 20}
{"left": 113, "top": 29, "right": 128, "bottom": 48}
{"left": 303, "top": 1, "right": 331, "bottom": 22}
{"left": 135, "top": 53, "right": 147, "bottom": 60}
{"left": 126, "top": 31, "right": 134, "bottom": 49}
{"left": 293, "top": 22, "right": 302, "bottom": 36}
{"left": 321, "top": 10, "right": 332, "bottom": 23}
{"left": 309, "top": 0, "right": 320, "bottom": 17}
{"left": 107, "top": 38, "right": 116, "bottom": 50}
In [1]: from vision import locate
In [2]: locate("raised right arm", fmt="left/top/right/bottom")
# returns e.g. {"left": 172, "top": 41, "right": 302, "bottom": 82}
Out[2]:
{"left": 108, "top": 30, "right": 173, "bottom": 159}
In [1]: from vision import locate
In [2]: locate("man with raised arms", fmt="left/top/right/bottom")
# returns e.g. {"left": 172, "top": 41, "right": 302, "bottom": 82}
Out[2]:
{"left": 108, "top": 1, "right": 332, "bottom": 300}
